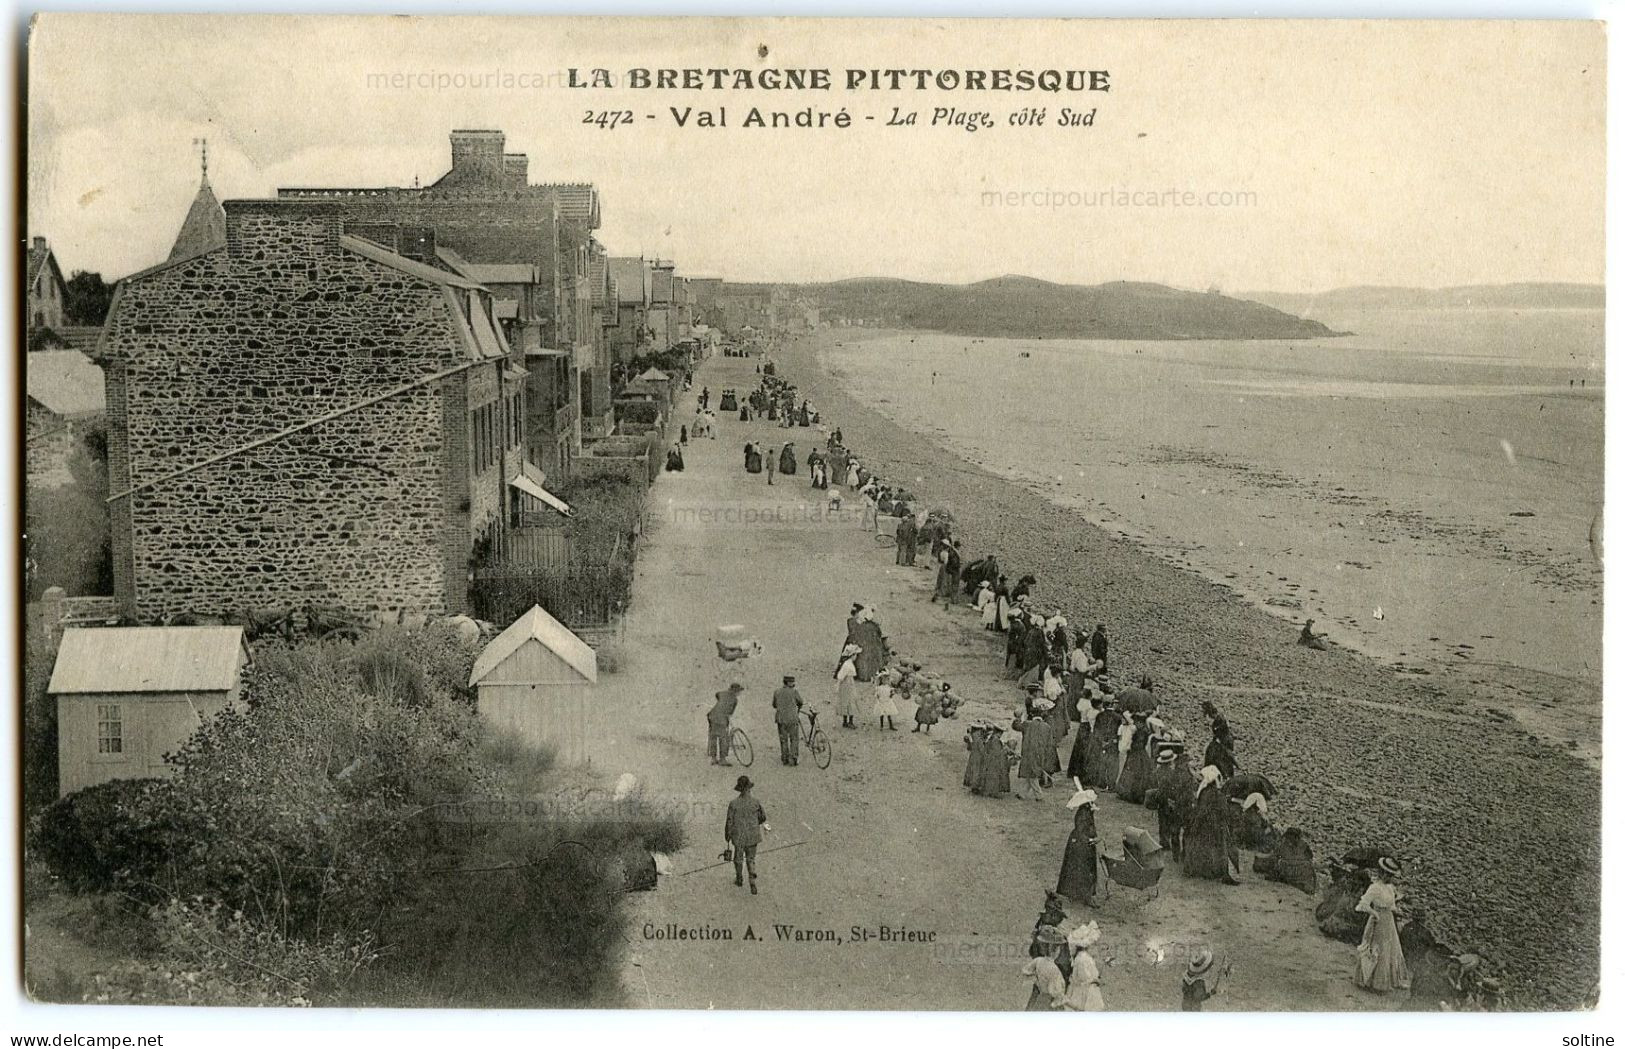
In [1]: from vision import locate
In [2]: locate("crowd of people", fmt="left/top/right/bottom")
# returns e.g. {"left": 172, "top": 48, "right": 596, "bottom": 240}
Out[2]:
{"left": 692, "top": 347, "right": 1492, "bottom": 1009}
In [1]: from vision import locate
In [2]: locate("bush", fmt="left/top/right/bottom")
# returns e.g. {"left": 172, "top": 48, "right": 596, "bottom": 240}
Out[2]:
{"left": 33, "top": 625, "right": 684, "bottom": 1007}
{"left": 30, "top": 779, "right": 180, "bottom": 896}
{"left": 22, "top": 629, "right": 61, "bottom": 816}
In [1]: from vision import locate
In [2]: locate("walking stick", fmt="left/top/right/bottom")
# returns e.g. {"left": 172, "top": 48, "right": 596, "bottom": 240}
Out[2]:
{"left": 678, "top": 839, "right": 810, "bottom": 877}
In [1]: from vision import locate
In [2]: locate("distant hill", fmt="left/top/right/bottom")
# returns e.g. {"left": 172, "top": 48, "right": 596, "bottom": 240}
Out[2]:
{"left": 1240, "top": 282, "right": 1605, "bottom": 313}
{"left": 797, "top": 276, "right": 1342, "bottom": 340}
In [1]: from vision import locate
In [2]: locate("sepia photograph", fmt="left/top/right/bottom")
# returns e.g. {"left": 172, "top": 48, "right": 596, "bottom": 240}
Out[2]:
{"left": 14, "top": 11, "right": 1607, "bottom": 1030}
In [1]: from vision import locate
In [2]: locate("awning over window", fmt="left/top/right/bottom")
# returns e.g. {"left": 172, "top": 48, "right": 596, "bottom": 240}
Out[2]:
{"left": 510, "top": 472, "right": 571, "bottom": 516}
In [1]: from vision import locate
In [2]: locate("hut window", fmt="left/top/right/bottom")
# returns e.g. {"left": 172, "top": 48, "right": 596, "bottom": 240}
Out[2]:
{"left": 96, "top": 703, "right": 124, "bottom": 754}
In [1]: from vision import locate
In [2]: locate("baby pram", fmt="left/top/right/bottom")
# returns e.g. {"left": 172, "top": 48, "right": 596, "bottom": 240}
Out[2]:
{"left": 1099, "top": 825, "right": 1166, "bottom": 902}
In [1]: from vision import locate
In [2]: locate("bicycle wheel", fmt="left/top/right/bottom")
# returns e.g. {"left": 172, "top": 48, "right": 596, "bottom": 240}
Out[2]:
{"left": 730, "top": 727, "right": 754, "bottom": 768}
{"left": 874, "top": 532, "right": 895, "bottom": 546}
{"left": 809, "top": 729, "right": 831, "bottom": 769}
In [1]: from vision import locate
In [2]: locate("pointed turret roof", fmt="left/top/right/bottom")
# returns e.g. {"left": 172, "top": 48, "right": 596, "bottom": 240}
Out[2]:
{"left": 167, "top": 142, "right": 226, "bottom": 264}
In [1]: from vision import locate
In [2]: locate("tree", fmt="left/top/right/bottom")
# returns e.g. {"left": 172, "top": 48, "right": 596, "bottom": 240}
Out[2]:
{"left": 63, "top": 271, "right": 114, "bottom": 326}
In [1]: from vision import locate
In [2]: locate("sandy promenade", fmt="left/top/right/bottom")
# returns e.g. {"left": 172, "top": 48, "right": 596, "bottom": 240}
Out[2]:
{"left": 590, "top": 351, "right": 1587, "bottom": 1011}
{"left": 763, "top": 335, "right": 1595, "bottom": 1008}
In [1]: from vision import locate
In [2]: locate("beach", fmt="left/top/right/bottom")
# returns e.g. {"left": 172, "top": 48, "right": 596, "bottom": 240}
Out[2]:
{"left": 763, "top": 331, "right": 1600, "bottom": 1007}
{"left": 814, "top": 313, "right": 1604, "bottom": 763}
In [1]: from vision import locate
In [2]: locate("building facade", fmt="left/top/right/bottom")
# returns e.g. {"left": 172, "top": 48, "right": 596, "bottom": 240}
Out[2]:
{"left": 27, "top": 236, "right": 67, "bottom": 332}
{"left": 276, "top": 129, "right": 601, "bottom": 479}
{"left": 100, "top": 202, "right": 527, "bottom": 621}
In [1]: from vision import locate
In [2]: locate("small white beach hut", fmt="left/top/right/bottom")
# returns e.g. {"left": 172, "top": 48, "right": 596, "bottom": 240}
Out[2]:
{"left": 469, "top": 605, "right": 598, "bottom": 764}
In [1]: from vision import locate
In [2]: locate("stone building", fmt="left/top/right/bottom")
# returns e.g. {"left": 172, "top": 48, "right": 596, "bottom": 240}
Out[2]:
{"left": 27, "top": 236, "right": 67, "bottom": 332}
{"left": 608, "top": 256, "right": 653, "bottom": 362}
{"left": 276, "top": 129, "right": 605, "bottom": 480}
{"left": 100, "top": 201, "right": 534, "bottom": 621}
{"left": 26, "top": 348, "right": 105, "bottom": 489}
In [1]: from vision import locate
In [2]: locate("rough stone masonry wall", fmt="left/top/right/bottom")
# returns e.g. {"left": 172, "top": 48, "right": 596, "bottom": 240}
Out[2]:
{"left": 104, "top": 208, "right": 479, "bottom": 620}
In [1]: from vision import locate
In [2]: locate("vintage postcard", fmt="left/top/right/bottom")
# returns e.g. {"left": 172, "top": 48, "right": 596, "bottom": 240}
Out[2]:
{"left": 19, "top": 13, "right": 1603, "bottom": 1023}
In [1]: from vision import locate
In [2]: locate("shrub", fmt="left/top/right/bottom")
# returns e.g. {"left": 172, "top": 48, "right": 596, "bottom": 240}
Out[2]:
{"left": 30, "top": 779, "right": 180, "bottom": 896}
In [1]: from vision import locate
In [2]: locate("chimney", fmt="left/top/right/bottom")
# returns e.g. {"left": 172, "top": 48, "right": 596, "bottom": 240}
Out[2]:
{"left": 448, "top": 129, "right": 505, "bottom": 182}
{"left": 398, "top": 226, "right": 437, "bottom": 263}
{"left": 31, "top": 236, "right": 46, "bottom": 253}
{"left": 503, "top": 153, "right": 529, "bottom": 188}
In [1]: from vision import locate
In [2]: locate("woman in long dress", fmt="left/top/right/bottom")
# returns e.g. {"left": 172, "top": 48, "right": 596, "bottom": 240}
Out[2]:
{"left": 1060, "top": 922, "right": 1106, "bottom": 1011}
{"left": 1116, "top": 715, "right": 1156, "bottom": 803}
{"left": 1354, "top": 858, "right": 1411, "bottom": 992}
{"left": 845, "top": 461, "right": 861, "bottom": 489}
{"left": 975, "top": 582, "right": 997, "bottom": 627}
{"left": 1022, "top": 934, "right": 1068, "bottom": 1011}
{"left": 1055, "top": 783, "right": 1099, "bottom": 905}
{"left": 1084, "top": 703, "right": 1124, "bottom": 789}
{"left": 1182, "top": 766, "right": 1239, "bottom": 883}
{"left": 834, "top": 644, "right": 862, "bottom": 729}
{"left": 1065, "top": 699, "right": 1095, "bottom": 784}
{"left": 964, "top": 724, "right": 986, "bottom": 791}
{"left": 850, "top": 608, "right": 888, "bottom": 681}
{"left": 978, "top": 726, "right": 1011, "bottom": 796}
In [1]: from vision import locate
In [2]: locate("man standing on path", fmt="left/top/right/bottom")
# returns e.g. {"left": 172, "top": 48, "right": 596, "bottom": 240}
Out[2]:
{"left": 773, "top": 674, "right": 804, "bottom": 765}
{"left": 724, "top": 775, "right": 768, "bottom": 894}
{"left": 766, "top": 446, "right": 777, "bottom": 485}
{"left": 708, "top": 682, "right": 743, "bottom": 765}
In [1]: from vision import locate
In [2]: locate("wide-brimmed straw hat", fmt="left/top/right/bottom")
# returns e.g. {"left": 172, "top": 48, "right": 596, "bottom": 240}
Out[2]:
{"left": 1187, "top": 947, "right": 1215, "bottom": 975}
{"left": 1156, "top": 750, "right": 1178, "bottom": 765}
{"left": 1067, "top": 921, "right": 1101, "bottom": 952}
{"left": 1377, "top": 856, "right": 1403, "bottom": 878}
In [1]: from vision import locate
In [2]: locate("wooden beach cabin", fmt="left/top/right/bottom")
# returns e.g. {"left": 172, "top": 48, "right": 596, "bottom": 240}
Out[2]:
{"left": 49, "top": 626, "right": 249, "bottom": 797}
{"left": 469, "top": 605, "right": 598, "bottom": 763}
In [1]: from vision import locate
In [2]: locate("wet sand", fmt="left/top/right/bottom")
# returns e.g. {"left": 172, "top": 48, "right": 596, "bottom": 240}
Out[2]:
{"left": 779, "top": 330, "right": 1600, "bottom": 1008}
{"left": 817, "top": 319, "right": 1603, "bottom": 764}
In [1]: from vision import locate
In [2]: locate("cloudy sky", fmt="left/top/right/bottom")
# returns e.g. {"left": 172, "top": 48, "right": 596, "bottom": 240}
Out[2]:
{"left": 28, "top": 15, "right": 1604, "bottom": 290}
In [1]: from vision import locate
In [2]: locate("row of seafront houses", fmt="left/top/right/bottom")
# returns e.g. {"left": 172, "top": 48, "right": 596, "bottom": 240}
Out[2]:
{"left": 30, "top": 128, "right": 817, "bottom": 798}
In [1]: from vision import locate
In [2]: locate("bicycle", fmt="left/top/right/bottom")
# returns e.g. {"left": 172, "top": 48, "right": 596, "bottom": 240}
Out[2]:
{"left": 874, "top": 515, "right": 899, "bottom": 546}
{"left": 801, "top": 709, "right": 832, "bottom": 769}
{"left": 729, "top": 725, "right": 754, "bottom": 767}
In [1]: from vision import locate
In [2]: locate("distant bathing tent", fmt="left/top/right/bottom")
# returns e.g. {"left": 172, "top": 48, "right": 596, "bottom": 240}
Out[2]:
{"left": 469, "top": 605, "right": 598, "bottom": 763}
{"left": 48, "top": 625, "right": 250, "bottom": 797}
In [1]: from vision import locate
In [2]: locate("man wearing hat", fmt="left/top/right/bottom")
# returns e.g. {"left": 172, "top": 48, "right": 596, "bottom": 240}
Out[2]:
{"left": 723, "top": 776, "right": 768, "bottom": 894}
{"left": 708, "top": 683, "right": 744, "bottom": 766}
{"left": 1147, "top": 744, "right": 1191, "bottom": 857}
{"left": 1182, "top": 946, "right": 1227, "bottom": 1011}
{"left": 772, "top": 674, "right": 805, "bottom": 765}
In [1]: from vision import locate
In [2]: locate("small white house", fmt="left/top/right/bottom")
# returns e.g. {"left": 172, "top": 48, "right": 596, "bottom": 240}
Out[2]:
{"left": 49, "top": 626, "right": 250, "bottom": 796}
{"left": 469, "top": 606, "right": 597, "bottom": 764}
